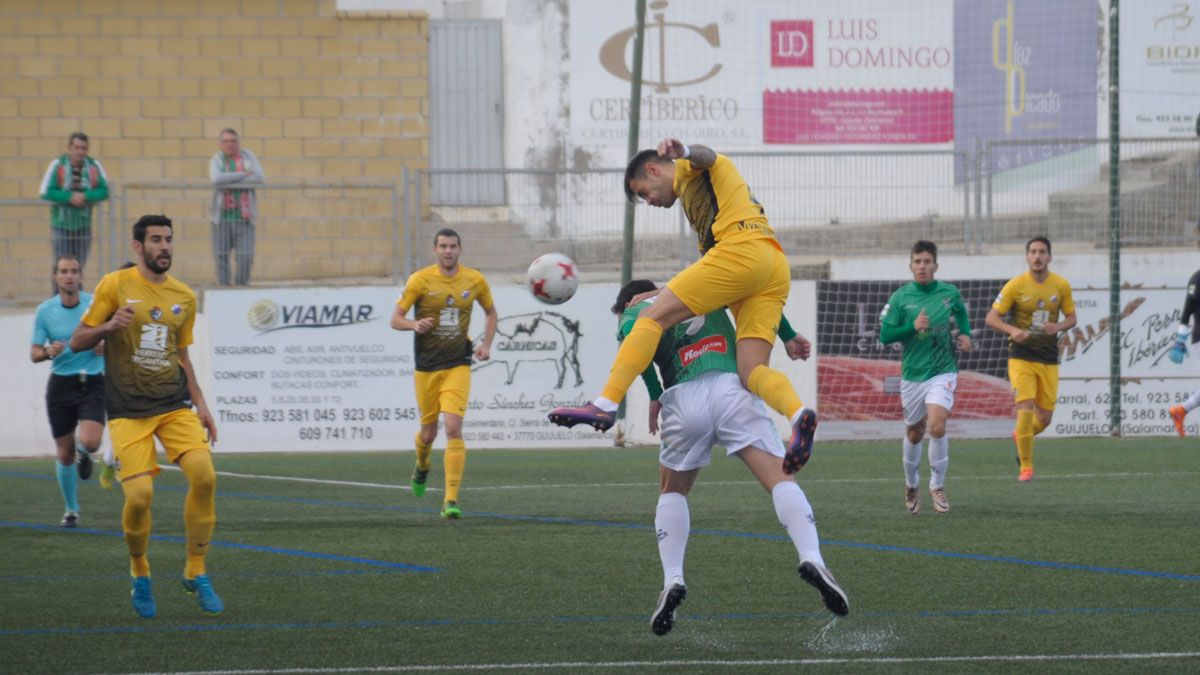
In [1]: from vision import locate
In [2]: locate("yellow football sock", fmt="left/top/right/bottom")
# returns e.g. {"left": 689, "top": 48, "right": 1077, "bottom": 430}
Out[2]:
{"left": 1032, "top": 417, "right": 1047, "bottom": 436}
{"left": 179, "top": 450, "right": 217, "bottom": 579}
{"left": 122, "top": 475, "right": 154, "bottom": 577}
{"left": 414, "top": 434, "right": 432, "bottom": 471}
{"left": 1016, "top": 410, "right": 1035, "bottom": 471}
{"left": 600, "top": 318, "right": 663, "bottom": 404}
{"left": 444, "top": 439, "right": 466, "bottom": 503}
{"left": 747, "top": 364, "right": 804, "bottom": 420}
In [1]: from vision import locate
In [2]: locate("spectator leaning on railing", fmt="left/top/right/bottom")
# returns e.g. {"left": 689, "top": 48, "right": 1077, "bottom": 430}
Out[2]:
{"left": 39, "top": 132, "right": 109, "bottom": 272}
{"left": 208, "top": 128, "right": 264, "bottom": 286}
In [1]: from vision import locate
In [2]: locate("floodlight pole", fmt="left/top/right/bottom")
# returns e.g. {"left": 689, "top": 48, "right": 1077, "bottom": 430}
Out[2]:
{"left": 1108, "top": 0, "right": 1121, "bottom": 435}
{"left": 620, "top": 0, "right": 647, "bottom": 285}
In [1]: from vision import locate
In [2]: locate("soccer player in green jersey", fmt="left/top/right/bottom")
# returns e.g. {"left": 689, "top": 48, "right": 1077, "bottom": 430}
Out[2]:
{"left": 613, "top": 281, "right": 849, "bottom": 637}
{"left": 879, "top": 241, "right": 972, "bottom": 515}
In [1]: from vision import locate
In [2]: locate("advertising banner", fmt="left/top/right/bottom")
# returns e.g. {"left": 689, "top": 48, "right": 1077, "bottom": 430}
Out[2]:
{"left": 570, "top": 0, "right": 954, "bottom": 147}
{"left": 206, "top": 285, "right": 620, "bottom": 451}
{"left": 814, "top": 280, "right": 1199, "bottom": 438}
{"left": 953, "top": 0, "right": 1097, "bottom": 181}
{"left": 1119, "top": 1, "right": 1200, "bottom": 137}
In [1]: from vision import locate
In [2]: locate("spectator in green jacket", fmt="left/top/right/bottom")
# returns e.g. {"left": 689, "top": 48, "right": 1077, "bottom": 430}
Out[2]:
{"left": 39, "top": 132, "right": 109, "bottom": 272}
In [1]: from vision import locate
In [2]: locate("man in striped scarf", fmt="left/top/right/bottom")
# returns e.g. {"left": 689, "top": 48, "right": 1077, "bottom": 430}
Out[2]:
{"left": 209, "top": 128, "right": 265, "bottom": 286}
{"left": 39, "top": 132, "right": 109, "bottom": 273}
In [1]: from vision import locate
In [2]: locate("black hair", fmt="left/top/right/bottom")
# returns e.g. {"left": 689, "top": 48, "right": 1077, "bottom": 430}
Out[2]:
{"left": 911, "top": 240, "right": 938, "bottom": 262}
{"left": 68, "top": 132, "right": 88, "bottom": 146}
{"left": 133, "top": 214, "right": 173, "bottom": 243}
{"left": 612, "top": 279, "right": 658, "bottom": 314}
{"left": 1025, "top": 236, "right": 1051, "bottom": 255}
{"left": 433, "top": 228, "right": 461, "bottom": 246}
{"left": 624, "top": 149, "right": 669, "bottom": 204}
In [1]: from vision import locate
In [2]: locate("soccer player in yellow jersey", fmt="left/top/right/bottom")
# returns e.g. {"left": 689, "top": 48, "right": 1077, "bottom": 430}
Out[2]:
{"left": 392, "top": 228, "right": 497, "bottom": 519}
{"left": 70, "top": 215, "right": 222, "bottom": 619}
{"left": 985, "top": 236, "right": 1077, "bottom": 482}
{"left": 549, "top": 138, "right": 817, "bottom": 474}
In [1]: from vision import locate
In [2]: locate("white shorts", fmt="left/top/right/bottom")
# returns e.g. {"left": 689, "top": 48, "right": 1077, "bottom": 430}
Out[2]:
{"left": 900, "top": 372, "right": 957, "bottom": 426}
{"left": 658, "top": 371, "right": 786, "bottom": 472}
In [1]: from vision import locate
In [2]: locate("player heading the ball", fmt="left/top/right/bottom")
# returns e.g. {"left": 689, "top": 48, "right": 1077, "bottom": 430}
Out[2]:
{"left": 548, "top": 138, "right": 817, "bottom": 475}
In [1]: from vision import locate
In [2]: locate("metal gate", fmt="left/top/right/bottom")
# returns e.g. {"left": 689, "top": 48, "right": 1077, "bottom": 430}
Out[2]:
{"left": 429, "top": 20, "right": 505, "bottom": 205}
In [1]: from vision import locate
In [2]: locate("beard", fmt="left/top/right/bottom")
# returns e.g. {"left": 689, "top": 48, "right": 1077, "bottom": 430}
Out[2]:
{"left": 144, "top": 251, "right": 172, "bottom": 273}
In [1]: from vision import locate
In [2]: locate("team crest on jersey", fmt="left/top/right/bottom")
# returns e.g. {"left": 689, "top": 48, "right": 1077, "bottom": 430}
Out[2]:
{"left": 1049, "top": 295, "right": 1058, "bottom": 304}
{"left": 150, "top": 306, "right": 163, "bottom": 321}
{"left": 171, "top": 304, "right": 182, "bottom": 315}
{"left": 942, "top": 297, "right": 950, "bottom": 308}
{"left": 1036, "top": 300, "right": 1045, "bottom": 309}
{"left": 460, "top": 290, "right": 470, "bottom": 299}
{"left": 445, "top": 295, "right": 455, "bottom": 306}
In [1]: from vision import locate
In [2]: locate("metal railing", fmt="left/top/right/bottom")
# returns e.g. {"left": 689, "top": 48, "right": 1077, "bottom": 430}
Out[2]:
{"left": 0, "top": 197, "right": 116, "bottom": 304}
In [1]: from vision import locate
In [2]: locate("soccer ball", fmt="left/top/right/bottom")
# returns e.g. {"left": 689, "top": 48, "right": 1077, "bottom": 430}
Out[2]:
{"left": 527, "top": 253, "right": 579, "bottom": 305}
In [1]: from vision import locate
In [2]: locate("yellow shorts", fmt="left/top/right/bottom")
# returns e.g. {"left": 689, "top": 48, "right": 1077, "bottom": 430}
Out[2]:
{"left": 666, "top": 238, "right": 790, "bottom": 343}
{"left": 1008, "top": 359, "right": 1059, "bottom": 410}
{"left": 109, "top": 408, "right": 210, "bottom": 481}
{"left": 414, "top": 365, "right": 471, "bottom": 425}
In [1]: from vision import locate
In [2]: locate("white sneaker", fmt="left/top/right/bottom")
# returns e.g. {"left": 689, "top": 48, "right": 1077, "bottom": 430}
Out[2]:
{"left": 799, "top": 560, "right": 849, "bottom": 616}
{"left": 650, "top": 581, "right": 687, "bottom": 636}
{"left": 929, "top": 487, "right": 950, "bottom": 513}
{"left": 905, "top": 486, "right": 920, "bottom": 514}
{"left": 60, "top": 510, "right": 79, "bottom": 528}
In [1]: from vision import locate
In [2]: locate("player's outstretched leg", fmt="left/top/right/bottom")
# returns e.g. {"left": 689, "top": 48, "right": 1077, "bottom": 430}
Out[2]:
{"left": 650, "top": 581, "right": 687, "bottom": 636}
{"left": 783, "top": 409, "right": 817, "bottom": 474}
{"left": 547, "top": 402, "right": 616, "bottom": 432}
{"left": 799, "top": 560, "right": 849, "bottom": 616}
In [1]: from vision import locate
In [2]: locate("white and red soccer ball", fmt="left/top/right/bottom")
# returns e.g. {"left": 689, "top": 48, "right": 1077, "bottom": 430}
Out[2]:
{"left": 527, "top": 253, "right": 578, "bottom": 305}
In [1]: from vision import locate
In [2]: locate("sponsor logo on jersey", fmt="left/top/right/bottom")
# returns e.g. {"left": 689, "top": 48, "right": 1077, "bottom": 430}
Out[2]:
{"left": 678, "top": 335, "right": 727, "bottom": 367}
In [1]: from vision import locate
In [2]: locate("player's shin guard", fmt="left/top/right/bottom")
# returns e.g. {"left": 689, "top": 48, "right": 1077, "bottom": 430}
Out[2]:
{"left": 655, "top": 492, "right": 689, "bottom": 588}
{"left": 927, "top": 436, "right": 949, "bottom": 489}
{"left": 747, "top": 364, "right": 804, "bottom": 421}
{"left": 600, "top": 318, "right": 663, "bottom": 404}
{"left": 772, "top": 481, "right": 824, "bottom": 566}
{"left": 1015, "top": 410, "right": 1035, "bottom": 471}
{"left": 444, "top": 439, "right": 466, "bottom": 503}
{"left": 122, "top": 475, "right": 154, "bottom": 577}
{"left": 414, "top": 434, "right": 433, "bottom": 471}
{"left": 179, "top": 451, "right": 217, "bottom": 579}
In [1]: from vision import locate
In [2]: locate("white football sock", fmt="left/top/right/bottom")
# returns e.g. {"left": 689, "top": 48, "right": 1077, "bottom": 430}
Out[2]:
{"left": 655, "top": 492, "right": 689, "bottom": 589}
{"left": 902, "top": 437, "right": 922, "bottom": 488}
{"left": 772, "top": 481, "right": 824, "bottom": 567}
{"left": 1184, "top": 389, "right": 1200, "bottom": 413}
{"left": 927, "top": 435, "right": 949, "bottom": 489}
{"left": 594, "top": 397, "right": 619, "bottom": 413}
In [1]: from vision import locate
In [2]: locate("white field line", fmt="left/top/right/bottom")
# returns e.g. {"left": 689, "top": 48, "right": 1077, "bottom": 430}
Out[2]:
{"left": 159, "top": 465, "right": 1200, "bottom": 493}
{"left": 112, "top": 650, "right": 1200, "bottom": 674}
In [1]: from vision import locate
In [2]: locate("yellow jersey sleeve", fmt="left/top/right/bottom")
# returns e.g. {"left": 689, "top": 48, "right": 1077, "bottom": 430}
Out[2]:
{"left": 992, "top": 277, "right": 1018, "bottom": 315}
{"left": 82, "top": 271, "right": 119, "bottom": 327}
{"left": 1058, "top": 277, "right": 1076, "bottom": 315}
{"left": 397, "top": 272, "right": 424, "bottom": 312}
{"left": 475, "top": 273, "right": 494, "bottom": 311}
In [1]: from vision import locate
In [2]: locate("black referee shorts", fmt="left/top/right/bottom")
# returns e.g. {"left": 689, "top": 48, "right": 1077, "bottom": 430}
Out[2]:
{"left": 45, "top": 373, "right": 106, "bottom": 439}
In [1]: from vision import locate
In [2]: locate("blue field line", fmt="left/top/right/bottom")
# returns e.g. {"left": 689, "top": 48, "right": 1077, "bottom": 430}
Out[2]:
{"left": 0, "top": 521, "right": 440, "bottom": 573}
{"left": 0, "top": 568, "right": 412, "bottom": 584}
{"left": 3, "top": 605, "right": 1200, "bottom": 638}
{"left": 4, "top": 470, "right": 1199, "bottom": 583}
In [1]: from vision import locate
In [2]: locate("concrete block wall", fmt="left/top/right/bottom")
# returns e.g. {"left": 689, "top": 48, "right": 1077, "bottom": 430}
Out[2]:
{"left": 0, "top": 0, "right": 428, "bottom": 300}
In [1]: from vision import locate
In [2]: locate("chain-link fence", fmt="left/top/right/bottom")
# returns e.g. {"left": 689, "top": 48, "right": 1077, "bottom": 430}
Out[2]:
{"left": 0, "top": 197, "right": 117, "bottom": 304}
